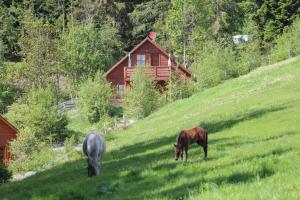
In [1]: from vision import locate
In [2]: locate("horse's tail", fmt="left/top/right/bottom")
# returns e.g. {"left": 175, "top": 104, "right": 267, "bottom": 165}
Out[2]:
{"left": 204, "top": 129, "right": 208, "bottom": 158}
{"left": 205, "top": 130, "right": 208, "bottom": 147}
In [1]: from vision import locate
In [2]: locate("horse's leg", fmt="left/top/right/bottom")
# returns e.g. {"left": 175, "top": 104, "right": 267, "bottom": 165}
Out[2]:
{"left": 180, "top": 147, "right": 184, "bottom": 160}
{"left": 197, "top": 141, "right": 207, "bottom": 159}
{"left": 87, "top": 158, "right": 92, "bottom": 177}
{"left": 184, "top": 146, "right": 189, "bottom": 162}
{"left": 204, "top": 146, "right": 208, "bottom": 158}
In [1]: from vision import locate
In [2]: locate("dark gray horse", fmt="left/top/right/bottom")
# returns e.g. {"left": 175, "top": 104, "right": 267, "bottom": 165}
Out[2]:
{"left": 83, "top": 132, "right": 105, "bottom": 177}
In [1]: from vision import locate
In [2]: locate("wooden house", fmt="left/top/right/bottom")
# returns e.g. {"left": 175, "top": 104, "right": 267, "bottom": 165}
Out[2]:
{"left": 0, "top": 115, "right": 18, "bottom": 166}
{"left": 105, "top": 32, "right": 191, "bottom": 96}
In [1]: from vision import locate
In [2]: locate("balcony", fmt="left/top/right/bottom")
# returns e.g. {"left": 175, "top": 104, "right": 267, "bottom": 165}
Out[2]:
{"left": 124, "top": 66, "right": 171, "bottom": 81}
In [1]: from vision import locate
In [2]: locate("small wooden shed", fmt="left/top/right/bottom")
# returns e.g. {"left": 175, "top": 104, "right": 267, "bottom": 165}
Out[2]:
{"left": 0, "top": 115, "right": 18, "bottom": 166}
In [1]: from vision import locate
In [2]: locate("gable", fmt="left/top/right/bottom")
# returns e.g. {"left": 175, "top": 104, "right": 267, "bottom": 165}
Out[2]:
{"left": 105, "top": 37, "right": 172, "bottom": 77}
{"left": 105, "top": 36, "right": 192, "bottom": 82}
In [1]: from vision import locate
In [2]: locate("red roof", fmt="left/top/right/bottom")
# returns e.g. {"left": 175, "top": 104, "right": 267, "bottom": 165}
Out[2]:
{"left": 0, "top": 115, "right": 18, "bottom": 133}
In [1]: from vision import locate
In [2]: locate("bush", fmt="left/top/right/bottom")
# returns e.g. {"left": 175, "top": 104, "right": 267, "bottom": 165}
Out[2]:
{"left": 271, "top": 18, "right": 300, "bottom": 62}
{"left": 124, "top": 66, "right": 162, "bottom": 119}
{"left": 0, "top": 83, "right": 20, "bottom": 114}
{"left": 190, "top": 41, "right": 237, "bottom": 90}
{"left": 8, "top": 127, "right": 55, "bottom": 173}
{"left": 77, "top": 71, "right": 113, "bottom": 124}
{"left": 0, "top": 162, "right": 12, "bottom": 184}
{"left": 6, "top": 86, "right": 68, "bottom": 142}
{"left": 236, "top": 40, "right": 262, "bottom": 75}
{"left": 166, "top": 71, "right": 196, "bottom": 101}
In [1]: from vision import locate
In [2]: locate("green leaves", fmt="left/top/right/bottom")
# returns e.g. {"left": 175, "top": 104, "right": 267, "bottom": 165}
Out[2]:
{"left": 6, "top": 86, "right": 68, "bottom": 142}
{"left": 77, "top": 71, "right": 113, "bottom": 124}
{"left": 125, "top": 66, "right": 161, "bottom": 119}
{"left": 60, "top": 23, "right": 121, "bottom": 85}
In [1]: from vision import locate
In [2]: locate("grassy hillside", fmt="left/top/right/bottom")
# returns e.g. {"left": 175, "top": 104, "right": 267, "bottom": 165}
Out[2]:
{"left": 1, "top": 57, "right": 300, "bottom": 200}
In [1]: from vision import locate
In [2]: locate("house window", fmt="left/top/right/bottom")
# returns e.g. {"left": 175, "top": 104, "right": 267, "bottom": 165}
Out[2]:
{"left": 151, "top": 53, "right": 159, "bottom": 66}
{"left": 137, "top": 54, "right": 146, "bottom": 66}
{"left": 118, "top": 84, "right": 124, "bottom": 96}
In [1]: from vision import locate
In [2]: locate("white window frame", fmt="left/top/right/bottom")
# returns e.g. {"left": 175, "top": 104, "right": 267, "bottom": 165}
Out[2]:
{"left": 136, "top": 54, "right": 146, "bottom": 66}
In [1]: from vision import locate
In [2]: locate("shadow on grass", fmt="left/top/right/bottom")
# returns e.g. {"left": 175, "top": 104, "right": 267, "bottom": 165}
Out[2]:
{"left": 200, "top": 106, "right": 287, "bottom": 134}
{"left": 0, "top": 103, "right": 296, "bottom": 200}
{"left": 215, "top": 131, "right": 298, "bottom": 149}
{"left": 0, "top": 139, "right": 292, "bottom": 200}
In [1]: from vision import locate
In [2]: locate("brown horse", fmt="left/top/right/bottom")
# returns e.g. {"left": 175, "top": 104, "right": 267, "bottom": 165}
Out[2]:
{"left": 174, "top": 127, "right": 208, "bottom": 161}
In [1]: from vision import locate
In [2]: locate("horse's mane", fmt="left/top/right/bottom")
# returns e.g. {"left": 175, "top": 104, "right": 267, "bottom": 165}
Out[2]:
{"left": 176, "top": 130, "right": 184, "bottom": 146}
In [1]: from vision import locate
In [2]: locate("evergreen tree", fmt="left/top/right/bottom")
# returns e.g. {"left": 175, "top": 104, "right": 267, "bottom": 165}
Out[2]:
{"left": 254, "top": 0, "right": 300, "bottom": 47}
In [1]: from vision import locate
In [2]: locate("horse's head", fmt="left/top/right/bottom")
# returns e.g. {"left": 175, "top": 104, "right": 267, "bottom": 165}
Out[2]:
{"left": 87, "top": 158, "right": 100, "bottom": 177}
{"left": 173, "top": 144, "right": 181, "bottom": 160}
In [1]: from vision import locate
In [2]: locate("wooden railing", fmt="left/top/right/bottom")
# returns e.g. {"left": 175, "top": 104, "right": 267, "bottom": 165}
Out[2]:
{"left": 124, "top": 66, "right": 171, "bottom": 81}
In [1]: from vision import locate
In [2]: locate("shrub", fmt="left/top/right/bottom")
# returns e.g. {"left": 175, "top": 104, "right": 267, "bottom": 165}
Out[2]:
{"left": 6, "top": 86, "right": 68, "bottom": 142}
{"left": 77, "top": 71, "right": 113, "bottom": 124}
{"left": 236, "top": 40, "right": 262, "bottom": 75}
{"left": 124, "top": 66, "right": 162, "bottom": 119}
{"left": 190, "top": 41, "right": 237, "bottom": 90}
{"left": 8, "top": 127, "right": 55, "bottom": 173}
{"left": 0, "top": 83, "right": 20, "bottom": 114}
{"left": 271, "top": 18, "right": 300, "bottom": 62}
{"left": 0, "top": 162, "right": 12, "bottom": 184}
{"left": 166, "top": 71, "right": 196, "bottom": 101}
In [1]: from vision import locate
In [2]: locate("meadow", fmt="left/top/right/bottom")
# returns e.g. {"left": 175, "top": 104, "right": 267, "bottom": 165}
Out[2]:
{"left": 1, "top": 57, "right": 300, "bottom": 200}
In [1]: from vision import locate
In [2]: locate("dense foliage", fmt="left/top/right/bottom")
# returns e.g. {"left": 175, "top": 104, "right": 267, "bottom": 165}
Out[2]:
{"left": 166, "top": 71, "right": 195, "bottom": 101}
{"left": 60, "top": 24, "right": 122, "bottom": 84}
{"left": 125, "top": 66, "right": 161, "bottom": 119}
{"left": 77, "top": 72, "right": 113, "bottom": 124}
{"left": 8, "top": 127, "right": 55, "bottom": 173}
{"left": 271, "top": 18, "right": 300, "bottom": 62}
{"left": 6, "top": 86, "right": 68, "bottom": 142}
{"left": 0, "top": 162, "right": 12, "bottom": 184}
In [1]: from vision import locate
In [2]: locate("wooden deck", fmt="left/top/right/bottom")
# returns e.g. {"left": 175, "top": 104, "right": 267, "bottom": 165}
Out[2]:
{"left": 124, "top": 66, "right": 171, "bottom": 81}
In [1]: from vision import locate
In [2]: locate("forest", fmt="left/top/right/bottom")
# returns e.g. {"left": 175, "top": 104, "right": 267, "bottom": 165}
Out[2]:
{"left": 1, "top": 0, "right": 300, "bottom": 178}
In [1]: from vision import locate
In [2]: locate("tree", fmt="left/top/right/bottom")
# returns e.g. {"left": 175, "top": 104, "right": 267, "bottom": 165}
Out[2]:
{"left": 124, "top": 66, "right": 161, "bottom": 119}
{"left": 18, "top": 12, "right": 60, "bottom": 88}
{"left": 6, "top": 86, "right": 68, "bottom": 142}
{"left": 0, "top": 1, "right": 22, "bottom": 56}
{"left": 254, "top": 0, "right": 300, "bottom": 47}
{"left": 77, "top": 71, "right": 113, "bottom": 124}
{"left": 60, "top": 23, "right": 121, "bottom": 85}
{"left": 129, "top": 0, "right": 171, "bottom": 44}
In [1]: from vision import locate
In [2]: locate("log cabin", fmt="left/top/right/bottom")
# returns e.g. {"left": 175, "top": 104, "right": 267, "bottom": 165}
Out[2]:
{"left": 0, "top": 115, "right": 18, "bottom": 166}
{"left": 105, "top": 32, "right": 191, "bottom": 97}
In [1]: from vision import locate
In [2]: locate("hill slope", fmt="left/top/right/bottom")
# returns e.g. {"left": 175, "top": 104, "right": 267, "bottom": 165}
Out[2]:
{"left": 1, "top": 57, "right": 300, "bottom": 200}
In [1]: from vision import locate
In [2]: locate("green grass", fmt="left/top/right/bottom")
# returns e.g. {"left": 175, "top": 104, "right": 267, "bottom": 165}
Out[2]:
{"left": 1, "top": 57, "right": 300, "bottom": 199}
